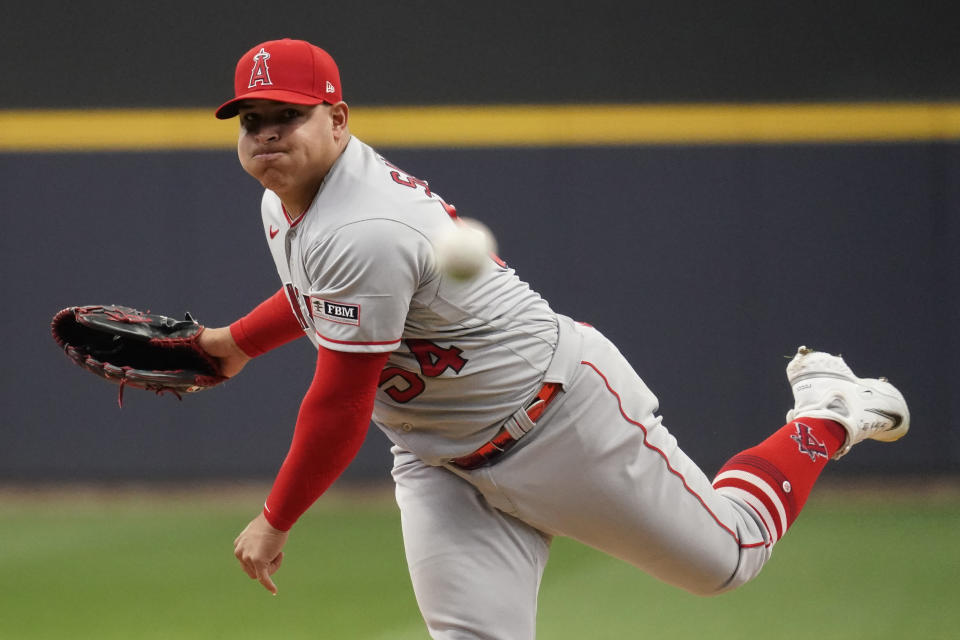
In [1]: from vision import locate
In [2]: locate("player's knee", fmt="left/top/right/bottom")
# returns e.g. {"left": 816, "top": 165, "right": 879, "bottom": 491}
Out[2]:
{"left": 668, "top": 549, "right": 768, "bottom": 597}
{"left": 679, "top": 576, "right": 737, "bottom": 598}
{"left": 678, "top": 573, "right": 751, "bottom": 598}
{"left": 682, "top": 554, "right": 767, "bottom": 597}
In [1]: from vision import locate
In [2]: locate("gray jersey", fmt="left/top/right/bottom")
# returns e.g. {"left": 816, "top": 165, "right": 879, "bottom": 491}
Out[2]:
{"left": 260, "top": 136, "right": 558, "bottom": 464}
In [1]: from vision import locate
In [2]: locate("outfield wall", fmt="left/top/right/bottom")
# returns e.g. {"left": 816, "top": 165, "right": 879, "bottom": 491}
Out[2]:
{"left": 1, "top": 2, "right": 957, "bottom": 482}
{"left": 3, "top": 1, "right": 959, "bottom": 107}
{"left": 3, "top": 142, "right": 957, "bottom": 481}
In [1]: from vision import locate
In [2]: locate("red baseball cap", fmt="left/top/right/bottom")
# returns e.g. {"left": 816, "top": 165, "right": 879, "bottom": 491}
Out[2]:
{"left": 215, "top": 39, "right": 343, "bottom": 119}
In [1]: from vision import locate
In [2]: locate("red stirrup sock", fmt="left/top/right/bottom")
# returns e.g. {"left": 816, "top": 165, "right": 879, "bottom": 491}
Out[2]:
{"left": 712, "top": 417, "right": 846, "bottom": 544}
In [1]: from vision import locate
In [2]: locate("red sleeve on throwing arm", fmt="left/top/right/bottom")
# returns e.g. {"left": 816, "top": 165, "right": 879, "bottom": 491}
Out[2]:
{"left": 262, "top": 346, "right": 389, "bottom": 531}
{"left": 229, "top": 288, "right": 305, "bottom": 357}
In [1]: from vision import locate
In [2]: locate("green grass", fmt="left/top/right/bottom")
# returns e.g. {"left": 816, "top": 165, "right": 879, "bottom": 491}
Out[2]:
{"left": 1, "top": 483, "right": 957, "bottom": 639}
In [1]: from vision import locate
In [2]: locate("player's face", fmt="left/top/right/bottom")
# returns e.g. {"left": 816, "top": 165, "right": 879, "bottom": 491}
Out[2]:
{"left": 236, "top": 100, "right": 349, "bottom": 210}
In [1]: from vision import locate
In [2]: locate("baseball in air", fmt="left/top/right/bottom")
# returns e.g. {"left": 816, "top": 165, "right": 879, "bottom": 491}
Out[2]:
{"left": 435, "top": 218, "right": 498, "bottom": 281}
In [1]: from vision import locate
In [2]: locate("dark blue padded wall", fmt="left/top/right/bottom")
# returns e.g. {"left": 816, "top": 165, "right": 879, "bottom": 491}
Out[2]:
{"left": 2, "top": 143, "right": 955, "bottom": 481}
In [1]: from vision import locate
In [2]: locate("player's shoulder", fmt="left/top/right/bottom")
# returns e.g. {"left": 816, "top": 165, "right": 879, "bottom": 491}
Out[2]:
{"left": 316, "top": 139, "right": 449, "bottom": 229}
{"left": 317, "top": 217, "right": 434, "bottom": 272}
{"left": 302, "top": 216, "right": 440, "bottom": 293}
{"left": 329, "top": 138, "right": 440, "bottom": 209}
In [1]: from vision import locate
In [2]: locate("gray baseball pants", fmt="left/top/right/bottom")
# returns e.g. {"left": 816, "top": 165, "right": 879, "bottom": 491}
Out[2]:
{"left": 392, "top": 318, "right": 772, "bottom": 639}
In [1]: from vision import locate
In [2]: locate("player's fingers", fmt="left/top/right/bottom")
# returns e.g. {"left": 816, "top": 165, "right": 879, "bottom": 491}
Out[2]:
{"left": 237, "top": 557, "right": 258, "bottom": 580}
{"left": 256, "top": 563, "right": 279, "bottom": 595}
{"left": 234, "top": 546, "right": 259, "bottom": 580}
{"left": 269, "top": 551, "right": 284, "bottom": 573}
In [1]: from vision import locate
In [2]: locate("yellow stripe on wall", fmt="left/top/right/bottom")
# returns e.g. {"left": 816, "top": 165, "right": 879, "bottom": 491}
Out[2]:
{"left": 0, "top": 109, "right": 237, "bottom": 151}
{"left": 3, "top": 103, "right": 960, "bottom": 151}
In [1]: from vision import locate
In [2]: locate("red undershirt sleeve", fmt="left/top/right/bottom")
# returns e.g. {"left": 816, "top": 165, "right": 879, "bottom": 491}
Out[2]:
{"left": 229, "top": 288, "right": 305, "bottom": 357}
{"left": 262, "top": 346, "right": 389, "bottom": 531}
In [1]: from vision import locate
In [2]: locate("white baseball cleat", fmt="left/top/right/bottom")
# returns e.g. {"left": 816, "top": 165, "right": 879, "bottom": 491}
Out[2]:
{"left": 785, "top": 346, "right": 909, "bottom": 459}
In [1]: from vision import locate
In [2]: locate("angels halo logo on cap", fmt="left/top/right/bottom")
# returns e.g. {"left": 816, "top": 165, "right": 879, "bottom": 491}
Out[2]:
{"left": 215, "top": 38, "right": 343, "bottom": 119}
{"left": 248, "top": 48, "right": 274, "bottom": 88}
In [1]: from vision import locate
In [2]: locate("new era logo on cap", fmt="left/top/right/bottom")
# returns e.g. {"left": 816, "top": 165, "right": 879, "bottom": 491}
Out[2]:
{"left": 216, "top": 38, "right": 343, "bottom": 119}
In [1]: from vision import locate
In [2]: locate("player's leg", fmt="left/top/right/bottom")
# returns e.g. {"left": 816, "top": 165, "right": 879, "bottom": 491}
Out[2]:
{"left": 392, "top": 446, "right": 551, "bottom": 640}
{"left": 479, "top": 327, "right": 907, "bottom": 596}
{"left": 711, "top": 345, "right": 909, "bottom": 549}
{"left": 481, "top": 337, "right": 770, "bottom": 595}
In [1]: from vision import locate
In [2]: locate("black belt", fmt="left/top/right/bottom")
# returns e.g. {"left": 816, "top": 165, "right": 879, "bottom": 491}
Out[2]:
{"left": 449, "top": 382, "right": 561, "bottom": 470}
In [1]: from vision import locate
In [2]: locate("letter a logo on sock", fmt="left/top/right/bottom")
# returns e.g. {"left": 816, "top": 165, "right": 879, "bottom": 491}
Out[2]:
{"left": 248, "top": 48, "right": 273, "bottom": 88}
{"left": 790, "top": 422, "right": 830, "bottom": 462}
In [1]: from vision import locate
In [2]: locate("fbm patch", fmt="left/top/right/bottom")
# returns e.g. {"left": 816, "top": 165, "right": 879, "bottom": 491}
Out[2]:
{"left": 310, "top": 297, "right": 360, "bottom": 326}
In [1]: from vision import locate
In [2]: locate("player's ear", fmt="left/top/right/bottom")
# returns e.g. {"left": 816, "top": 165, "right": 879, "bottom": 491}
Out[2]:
{"left": 330, "top": 101, "right": 349, "bottom": 134}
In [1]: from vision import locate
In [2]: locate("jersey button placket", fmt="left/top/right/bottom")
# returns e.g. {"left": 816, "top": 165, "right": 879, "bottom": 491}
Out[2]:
{"left": 284, "top": 232, "right": 294, "bottom": 264}
{"left": 285, "top": 230, "right": 300, "bottom": 278}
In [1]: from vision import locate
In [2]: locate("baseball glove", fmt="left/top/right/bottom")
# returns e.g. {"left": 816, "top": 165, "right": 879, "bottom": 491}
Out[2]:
{"left": 51, "top": 305, "right": 227, "bottom": 406}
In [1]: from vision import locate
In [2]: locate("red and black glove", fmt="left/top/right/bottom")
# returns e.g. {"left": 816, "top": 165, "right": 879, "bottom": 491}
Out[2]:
{"left": 52, "top": 305, "right": 227, "bottom": 405}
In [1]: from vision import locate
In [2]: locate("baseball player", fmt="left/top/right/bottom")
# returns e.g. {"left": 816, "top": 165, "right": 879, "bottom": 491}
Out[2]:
{"left": 197, "top": 38, "right": 910, "bottom": 639}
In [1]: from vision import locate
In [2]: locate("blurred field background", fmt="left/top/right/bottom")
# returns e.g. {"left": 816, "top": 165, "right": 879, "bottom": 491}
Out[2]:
{"left": 2, "top": 479, "right": 957, "bottom": 640}
{"left": 3, "top": 3, "right": 959, "bottom": 639}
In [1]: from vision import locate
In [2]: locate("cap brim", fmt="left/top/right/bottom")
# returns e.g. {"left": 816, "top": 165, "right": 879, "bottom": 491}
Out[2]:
{"left": 214, "top": 89, "right": 332, "bottom": 119}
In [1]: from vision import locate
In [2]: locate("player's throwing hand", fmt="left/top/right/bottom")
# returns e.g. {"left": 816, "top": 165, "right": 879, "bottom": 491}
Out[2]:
{"left": 233, "top": 513, "right": 288, "bottom": 595}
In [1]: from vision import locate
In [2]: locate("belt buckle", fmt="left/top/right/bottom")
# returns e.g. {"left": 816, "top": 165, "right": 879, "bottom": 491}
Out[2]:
{"left": 450, "top": 382, "right": 561, "bottom": 470}
{"left": 526, "top": 382, "right": 560, "bottom": 422}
